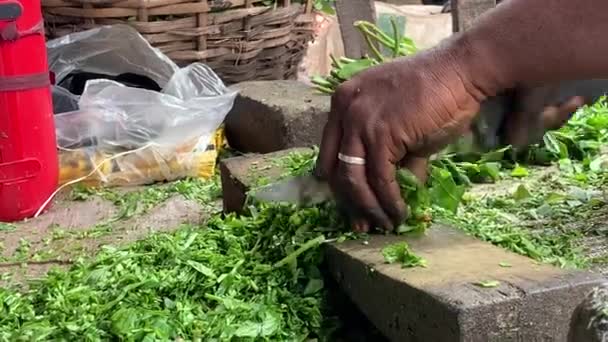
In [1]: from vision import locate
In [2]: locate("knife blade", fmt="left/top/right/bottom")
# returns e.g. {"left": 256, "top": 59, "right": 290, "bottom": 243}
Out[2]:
{"left": 249, "top": 173, "right": 333, "bottom": 206}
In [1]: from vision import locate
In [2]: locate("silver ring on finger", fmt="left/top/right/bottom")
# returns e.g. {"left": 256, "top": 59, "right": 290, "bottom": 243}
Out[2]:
{"left": 338, "top": 153, "right": 366, "bottom": 165}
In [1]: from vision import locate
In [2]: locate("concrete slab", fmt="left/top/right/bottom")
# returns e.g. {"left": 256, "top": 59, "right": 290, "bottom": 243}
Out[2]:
{"left": 323, "top": 226, "right": 605, "bottom": 341}
{"left": 224, "top": 81, "right": 329, "bottom": 153}
{"left": 220, "top": 147, "right": 312, "bottom": 213}
{"left": 568, "top": 283, "right": 608, "bottom": 342}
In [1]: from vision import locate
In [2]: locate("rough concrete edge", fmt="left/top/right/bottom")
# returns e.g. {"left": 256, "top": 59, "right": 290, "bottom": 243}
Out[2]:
{"left": 219, "top": 160, "right": 247, "bottom": 214}
{"left": 224, "top": 94, "right": 287, "bottom": 153}
{"left": 324, "top": 232, "right": 607, "bottom": 341}
{"left": 323, "top": 243, "right": 462, "bottom": 341}
{"left": 457, "top": 272, "right": 605, "bottom": 341}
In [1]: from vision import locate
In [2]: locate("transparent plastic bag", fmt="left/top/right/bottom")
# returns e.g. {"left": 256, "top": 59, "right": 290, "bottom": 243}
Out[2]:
{"left": 52, "top": 85, "right": 79, "bottom": 114}
{"left": 48, "top": 25, "right": 238, "bottom": 187}
{"left": 47, "top": 24, "right": 177, "bottom": 88}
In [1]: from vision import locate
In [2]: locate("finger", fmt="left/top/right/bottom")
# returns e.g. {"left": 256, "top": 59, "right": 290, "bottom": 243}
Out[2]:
{"left": 335, "top": 128, "right": 394, "bottom": 231}
{"left": 351, "top": 218, "right": 370, "bottom": 234}
{"left": 316, "top": 82, "right": 362, "bottom": 180}
{"left": 365, "top": 136, "right": 407, "bottom": 226}
{"left": 335, "top": 201, "right": 369, "bottom": 233}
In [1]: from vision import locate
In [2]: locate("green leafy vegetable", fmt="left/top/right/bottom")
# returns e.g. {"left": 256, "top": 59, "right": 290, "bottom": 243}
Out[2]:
{"left": 513, "top": 184, "right": 532, "bottom": 201}
{"left": 474, "top": 280, "right": 500, "bottom": 288}
{"left": 510, "top": 165, "right": 529, "bottom": 178}
{"left": 382, "top": 242, "right": 426, "bottom": 268}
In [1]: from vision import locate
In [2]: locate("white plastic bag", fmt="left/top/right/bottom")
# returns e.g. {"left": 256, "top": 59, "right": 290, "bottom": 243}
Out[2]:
{"left": 47, "top": 25, "right": 237, "bottom": 187}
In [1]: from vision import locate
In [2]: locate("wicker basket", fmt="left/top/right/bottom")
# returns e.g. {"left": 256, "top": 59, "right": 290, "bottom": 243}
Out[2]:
{"left": 42, "top": 0, "right": 315, "bottom": 84}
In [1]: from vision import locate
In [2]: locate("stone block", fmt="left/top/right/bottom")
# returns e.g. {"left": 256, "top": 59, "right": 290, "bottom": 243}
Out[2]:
{"left": 568, "top": 283, "right": 608, "bottom": 342}
{"left": 324, "top": 226, "right": 606, "bottom": 341}
{"left": 219, "top": 147, "right": 312, "bottom": 213}
{"left": 224, "top": 81, "right": 330, "bottom": 154}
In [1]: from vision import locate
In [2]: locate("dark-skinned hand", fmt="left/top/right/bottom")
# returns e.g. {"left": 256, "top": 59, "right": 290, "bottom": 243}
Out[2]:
{"left": 315, "top": 51, "right": 589, "bottom": 233}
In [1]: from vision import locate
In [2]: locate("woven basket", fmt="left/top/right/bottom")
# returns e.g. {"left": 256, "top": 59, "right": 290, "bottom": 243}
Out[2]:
{"left": 42, "top": 0, "right": 315, "bottom": 84}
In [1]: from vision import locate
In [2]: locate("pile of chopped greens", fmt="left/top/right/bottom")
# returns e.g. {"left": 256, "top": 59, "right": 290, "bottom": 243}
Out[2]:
{"left": 0, "top": 200, "right": 350, "bottom": 340}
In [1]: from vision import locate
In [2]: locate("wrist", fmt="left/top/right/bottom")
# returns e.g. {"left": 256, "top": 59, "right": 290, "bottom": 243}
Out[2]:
{"left": 435, "top": 30, "right": 513, "bottom": 101}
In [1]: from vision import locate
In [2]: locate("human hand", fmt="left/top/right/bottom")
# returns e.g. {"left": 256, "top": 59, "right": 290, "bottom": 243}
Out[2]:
{"left": 315, "top": 49, "right": 483, "bottom": 233}
{"left": 501, "top": 84, "right": 588, "bottom": 147}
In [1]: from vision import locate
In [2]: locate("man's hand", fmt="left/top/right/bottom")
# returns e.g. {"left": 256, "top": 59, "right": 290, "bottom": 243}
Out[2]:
{"left": 315, "top": 53, "right": 589, "bottom": 233}
{"left": 315, "top": 0, "right": 608, "bottom": 233}
{"left": 503, "top": 86, "right": 587, "bottom": 148}
{"left": 315, "top": 49, "right": 482, "bottom": 233}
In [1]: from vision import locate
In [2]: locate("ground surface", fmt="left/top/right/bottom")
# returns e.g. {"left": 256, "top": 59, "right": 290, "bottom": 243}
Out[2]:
{"left": 467, "top": 164, "right": 608, "bottom": 277}
{"left": 0, "top": 184, "right": 221, "bottom": 287}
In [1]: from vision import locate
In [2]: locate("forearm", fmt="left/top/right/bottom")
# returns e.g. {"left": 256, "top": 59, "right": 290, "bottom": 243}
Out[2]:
{"left": 446, "top": 0, "right": 608, "bottom": 97}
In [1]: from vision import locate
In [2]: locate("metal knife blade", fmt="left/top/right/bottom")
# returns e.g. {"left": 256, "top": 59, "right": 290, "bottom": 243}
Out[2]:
{"left": 249, "top": 173, "right": 333, "bottom": 206}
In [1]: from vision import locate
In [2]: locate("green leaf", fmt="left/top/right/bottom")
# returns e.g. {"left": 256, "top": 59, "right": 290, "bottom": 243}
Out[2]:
{"left": 186, "top": 260, "right": 217, "bottom": 279}
{"left": 512, "top": 184, "right": 532, "bottom": 201}
{"left": 479, "top": 162, "right": 501, "bottom": 181}
{"left": 382, "top": 242, "right": 426, "bottom": 268}
{"left": 498, "top": 262, "right": 512, "bottom": 268}
{"left": 543, "top": 132, "right": 561, "bottom": 155}
{"left": 335, "top": 58, "right": 376, "bottom": 80}
{"left": 474, "top": 280, "right": 500, "bottom": 288}
{"left": 589, "top": 156, "right": 608, "bottom": 172}
{"left": 510, "top": 165, "right": 529, "bottom": 178}
{"left": 303, "top": 279, "right": 324, "bottom": 295}
{"left": 235, "top": 322, "right": 262, "bottom": 337}
{"left": 559, "top": 158, "right": 575, "bottom": 174}
{"left": 429, "top": 167, "right": 465, "bottom": 213}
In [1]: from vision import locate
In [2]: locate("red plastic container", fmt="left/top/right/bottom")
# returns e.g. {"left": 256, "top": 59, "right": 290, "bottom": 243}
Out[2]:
{"left": 0, "top": 0, "right": 58, "bottom": 221}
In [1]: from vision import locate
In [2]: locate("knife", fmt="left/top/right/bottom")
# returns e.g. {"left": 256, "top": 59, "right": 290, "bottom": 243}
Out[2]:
{"left": 251, "top": 79, "right": 608, "bottom": 206}
{"left": 249, "top": 172, "right": 333, "bottom": 206}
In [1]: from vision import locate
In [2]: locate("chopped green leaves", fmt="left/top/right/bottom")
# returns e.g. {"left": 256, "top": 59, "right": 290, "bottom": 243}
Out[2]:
{"left": 510, "top": 165, "right": 529, "bottom": 178}
{"left": 513, "top": 184, "right": 532, "bottom": 201}
{"left": 382, "top": 242, "right": 427, "bottom": 268}
{"left": 474, "top": 280, "right": 500, "bottom": 288}
{"left": 429, "top": 167, "right": 466, "bottom": 213}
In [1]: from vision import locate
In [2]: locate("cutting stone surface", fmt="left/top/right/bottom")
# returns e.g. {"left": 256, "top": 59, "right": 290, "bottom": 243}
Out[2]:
{"left": 220, "top": 147, "right": 608, "bottom": 341}
{"left": 324, "top": 227, "right": 604, "bottom": 341}
{"left": 224, "top": 80, "right": 329, "bottom": 153}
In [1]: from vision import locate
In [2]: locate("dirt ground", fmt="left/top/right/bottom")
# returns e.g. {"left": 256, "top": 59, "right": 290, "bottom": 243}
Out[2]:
{"left": 0, "top": 186, "right": 221, "bottom": 286}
